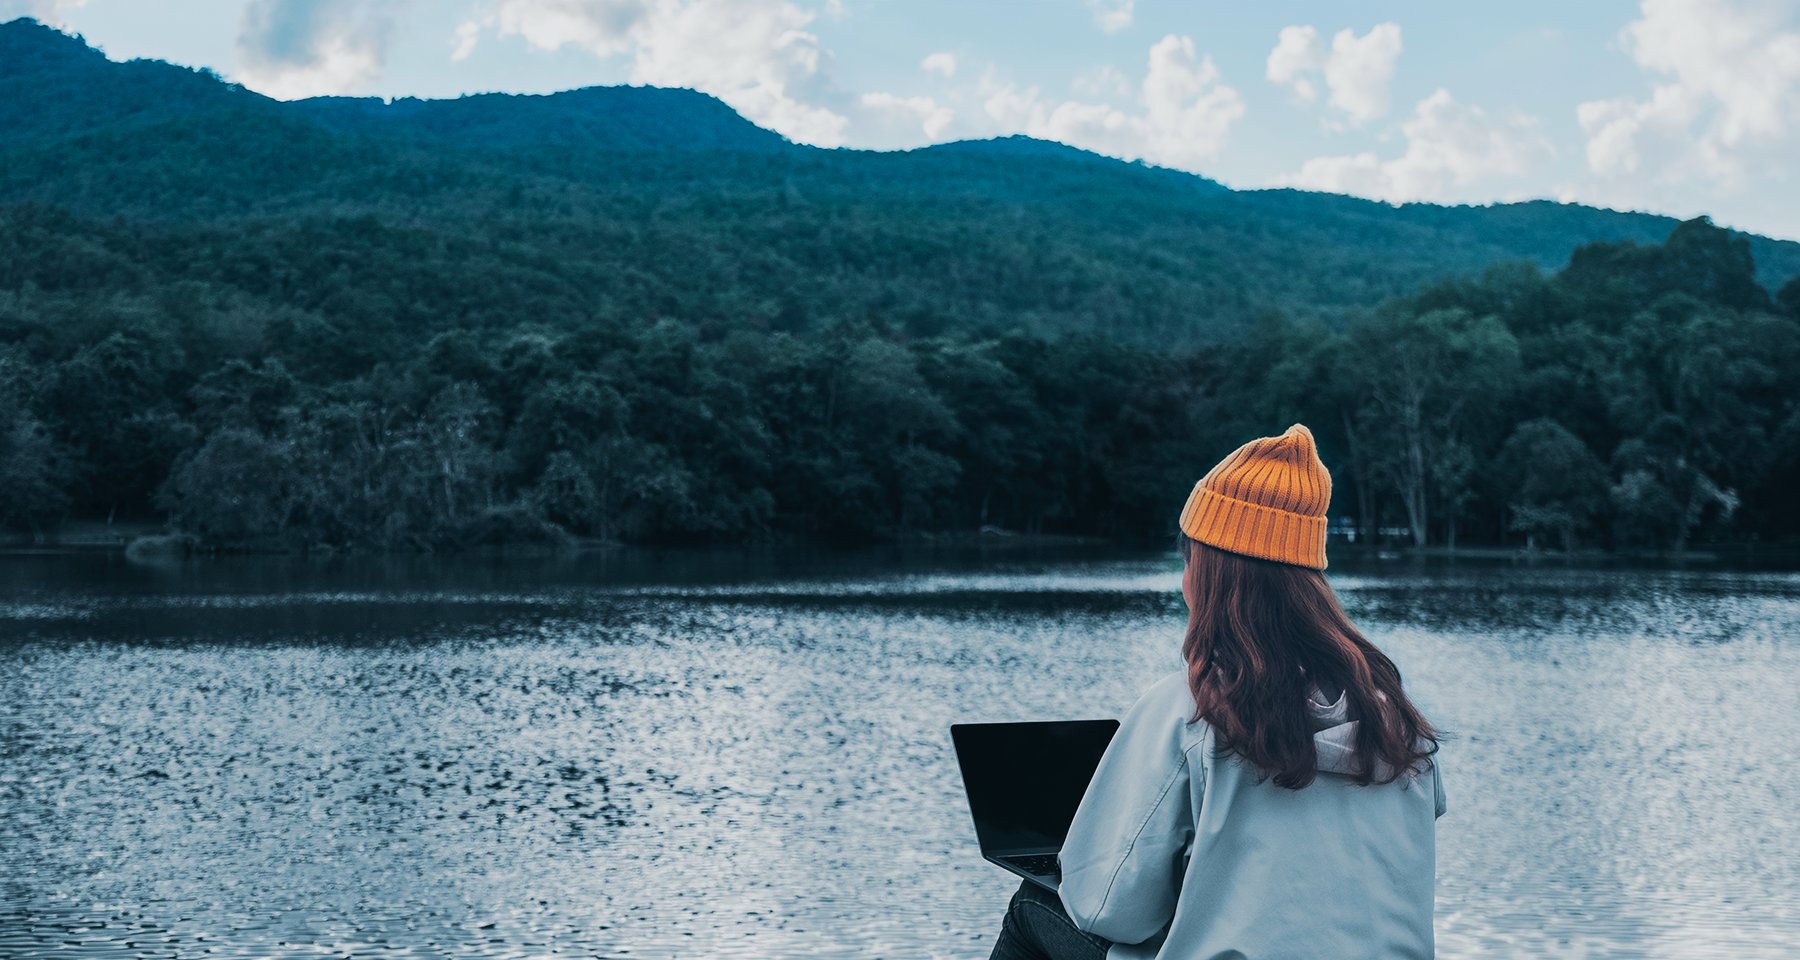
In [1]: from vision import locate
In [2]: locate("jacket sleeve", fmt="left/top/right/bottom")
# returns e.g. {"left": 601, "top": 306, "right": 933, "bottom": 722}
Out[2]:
{"left": 1432, "top": 755, "right": 1447, "bottom": 819}
{"left": 1057, "top": 678, "right": 1196, "bottom": 945}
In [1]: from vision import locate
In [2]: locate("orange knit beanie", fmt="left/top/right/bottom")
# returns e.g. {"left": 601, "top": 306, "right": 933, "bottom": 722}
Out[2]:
{"left": 1178, "top": 423, "right": 1332, "bottom": 570}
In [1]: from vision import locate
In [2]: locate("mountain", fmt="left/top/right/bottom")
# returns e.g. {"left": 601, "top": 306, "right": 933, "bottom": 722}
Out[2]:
{"left": 4, "top": 18, "right": 1799, "bottom": 552}
{"left": 2, "top": 15, "right": 1797, "bottom": 347}
{"left": 0, "top": 17, "right": 271, "bottom": 138}
{"left": 291, "top": 86, "right": 790, "bottom": 154}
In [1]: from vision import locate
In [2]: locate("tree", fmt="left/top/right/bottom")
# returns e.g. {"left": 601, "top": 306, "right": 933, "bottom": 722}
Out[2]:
{"left": 158, "top": 426, "right": 292, "bottom": 545}
{"left": 0, "top": 350, "right": 69, "bottom": 537}
{"left": 1563, "top": 217, "right": 1771, "bottom": 316}
{"left": 0, "top": 414, "right": 69, "bottom": 537}
{"left": 836, "top": 337, "right": 961, "bottom": 533}
{"left": 915, "top": 339, "right": 1047, "bottom": 531}
{"left": 1610, "top": 415, "right": 1739, "bottom": 553}
{"left": 409, "top": 381, "right": 503, "bottom": 532}
{"left": 531, "top": 450, "right": 600, "bottom": 535}
{"left": 1336, "top": 307, "right": 1520, "bottom": 546}
{"left": 1778, "top": 275, "right": 1800, "bottom": 321}
{"left": 43, "top": 328, "right": 185, "bottom": 519}
{"left": 1495, "top": 419, "right": 1609, "bottom": 551}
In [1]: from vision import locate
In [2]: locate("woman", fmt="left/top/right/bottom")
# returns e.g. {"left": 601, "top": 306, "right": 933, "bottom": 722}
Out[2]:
{"left": 989, "top": 424, "right": 1445, "bottom": 960}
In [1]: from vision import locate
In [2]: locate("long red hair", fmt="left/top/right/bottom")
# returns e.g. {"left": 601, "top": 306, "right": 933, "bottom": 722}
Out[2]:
{"left": 1181, "top": 536, "right": 1438, "bottom": 789}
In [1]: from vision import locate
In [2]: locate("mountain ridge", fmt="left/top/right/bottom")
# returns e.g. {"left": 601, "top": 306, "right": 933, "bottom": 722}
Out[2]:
{"left": 2, "top": 15, "right": 1797, "bottom": 341}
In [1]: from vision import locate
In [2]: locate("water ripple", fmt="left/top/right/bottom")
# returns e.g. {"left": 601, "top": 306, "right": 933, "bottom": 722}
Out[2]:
{"left": 1, "top": 553, "right": 1796, "bottom": 958}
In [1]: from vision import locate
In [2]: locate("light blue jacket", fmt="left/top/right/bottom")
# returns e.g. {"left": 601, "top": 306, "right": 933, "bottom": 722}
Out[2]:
{"left": 1058, "top": 670, "right": 1446, "bottom": 960}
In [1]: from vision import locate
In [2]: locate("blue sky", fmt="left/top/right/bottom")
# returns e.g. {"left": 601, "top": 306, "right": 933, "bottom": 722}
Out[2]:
{"left": 13, "top": 0, "right": 1800, "bottom": 240}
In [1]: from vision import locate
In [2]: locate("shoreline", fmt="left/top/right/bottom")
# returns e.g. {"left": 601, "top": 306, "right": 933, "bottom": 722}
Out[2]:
{"left": 4, "top": 522, "right": 1796, "bottom": 570}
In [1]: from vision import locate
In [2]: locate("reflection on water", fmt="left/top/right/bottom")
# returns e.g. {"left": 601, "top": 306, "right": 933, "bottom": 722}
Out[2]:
{"left": 2, "top": 549, "right": 1797, "bottom": 958}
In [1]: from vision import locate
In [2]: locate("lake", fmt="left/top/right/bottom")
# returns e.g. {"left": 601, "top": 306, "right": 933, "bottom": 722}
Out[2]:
{"left": 2, "top": 547, "right": 1797, "bottom": 959}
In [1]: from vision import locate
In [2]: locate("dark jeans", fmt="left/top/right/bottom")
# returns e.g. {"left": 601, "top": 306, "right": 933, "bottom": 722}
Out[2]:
{"left": 988, "top": 879, "right": 1112, "bottom": 960}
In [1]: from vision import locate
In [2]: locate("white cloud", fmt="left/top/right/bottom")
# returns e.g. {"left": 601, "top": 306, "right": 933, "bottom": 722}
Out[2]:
{"left": 1071, "top": 63, "right": 1132, "bottom": 99}
{"left": 451, "top": 20, "right": 479, "bottom": 61}
{"left": 1265, "top": 25, "right": 1321, "bottom": 101}
{"left": 476, "top": 0, "right": 643, "bottom": 58}
{"left": 1275, "top": 89, "right": 1550, "bottom": 202}
{"left": 234, "top": 0, "right": 397, "bottom": 100}
{"left": 1085, "top": 0, "right": 1133, "bottom": 34}
{"left": 1140, "top": 35, "right": 1246, "bottom": 167}
{"left": 860, "top": 91, "right": 953, "bottom": 139}
{"left": 0, "top": 0, "right": 87, "bottom": 27}
{"left": 920, "top": 51, "right": 956, "bottom": 78}
{"left": 981, "top": 34, "right": 1244, "bottom": 169}
{"left": 1265, "top": 22, "right": 1402, "bottom": 126}
{"left": 1577, "top": 0, "right": 1800, "bottom": 187}
{"left": 463, "top": 0, "right": 848, "bottom": 146}
{"left": 1324, "top": 23, "right": 1401, "bottom": 125}
{"left": 980, "top": 72, "right": 1037, "bottom": 127}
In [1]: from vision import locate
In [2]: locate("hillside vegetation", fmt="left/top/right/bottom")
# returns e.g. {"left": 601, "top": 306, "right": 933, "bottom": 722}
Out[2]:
{"left": 2, "top": 18, "right": 1798, "bottom": 552}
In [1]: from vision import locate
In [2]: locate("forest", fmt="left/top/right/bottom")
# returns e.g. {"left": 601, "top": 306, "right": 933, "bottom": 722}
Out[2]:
{"left": 2, "top": 18, "right": 1798, "bottom": 553}
{"left": 4, "top": 213, "right": 1797, "bottom": 553}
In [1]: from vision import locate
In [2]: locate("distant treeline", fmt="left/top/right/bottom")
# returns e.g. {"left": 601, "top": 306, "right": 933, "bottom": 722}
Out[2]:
{"left": 1, "top": 214, "right": 1796, "bottom": 553}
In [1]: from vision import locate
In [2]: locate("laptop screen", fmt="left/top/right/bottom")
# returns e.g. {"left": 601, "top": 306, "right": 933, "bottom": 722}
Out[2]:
{"left": 951, "top": 719, "right": 1119, "bottom": 854}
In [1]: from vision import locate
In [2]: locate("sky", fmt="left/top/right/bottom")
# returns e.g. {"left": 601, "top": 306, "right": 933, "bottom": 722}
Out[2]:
{"left": 9, "top": 0, "right": 1800, "bottom": 240}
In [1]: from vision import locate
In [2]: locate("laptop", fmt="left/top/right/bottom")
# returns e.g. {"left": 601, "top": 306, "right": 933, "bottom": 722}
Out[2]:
{"left": 951, "top": 719, "right": 1120, "bottom": 892}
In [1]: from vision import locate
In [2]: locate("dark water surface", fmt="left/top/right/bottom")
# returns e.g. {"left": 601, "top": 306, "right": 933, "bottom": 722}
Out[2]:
{"left": 2, "top": 547, "right": 1796, "bottom": 958}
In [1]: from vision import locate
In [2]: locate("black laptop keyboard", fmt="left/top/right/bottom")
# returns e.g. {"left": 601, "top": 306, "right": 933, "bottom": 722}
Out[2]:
{"left": 1004, "top": 854, "right": 1061, "bottom": 876}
